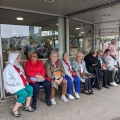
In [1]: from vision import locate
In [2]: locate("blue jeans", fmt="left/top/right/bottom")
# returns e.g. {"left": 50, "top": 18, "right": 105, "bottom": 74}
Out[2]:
{"left": 65, "top": 75, "right": 80, "bottom": 94}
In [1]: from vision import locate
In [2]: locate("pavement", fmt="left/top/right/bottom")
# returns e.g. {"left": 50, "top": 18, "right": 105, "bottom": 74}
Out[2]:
{"left": 1, "top": 85, "right": 120, "bottom": 120}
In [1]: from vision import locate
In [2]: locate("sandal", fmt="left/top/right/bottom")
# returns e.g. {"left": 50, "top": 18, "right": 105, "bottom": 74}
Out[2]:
{"left": 11, "top": 110, "right": 21, "bottom": 117}
{"left": 23, "top": 106, "right": 34, "bottom": 112}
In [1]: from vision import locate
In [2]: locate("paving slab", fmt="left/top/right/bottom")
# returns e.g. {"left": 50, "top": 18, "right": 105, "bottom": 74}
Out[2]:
{"left": 1, "top": 85, "right": 120, "bottom": 120}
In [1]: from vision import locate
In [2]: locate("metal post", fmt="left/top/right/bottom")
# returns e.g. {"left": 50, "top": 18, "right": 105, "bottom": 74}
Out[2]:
{"left": 0, "top": 24, "right": 5, "bottom": 99}
{"left": 93, "top": 25, "right": 96, "bottom": 50}
{"left": 118, "top": 21, "right": 120, "bottom": 61}
{"left": 58, "top": 17, "right": 65, "bottom": 58}
{"left": 65, "top": 18, "right": 69, "bottom": 54}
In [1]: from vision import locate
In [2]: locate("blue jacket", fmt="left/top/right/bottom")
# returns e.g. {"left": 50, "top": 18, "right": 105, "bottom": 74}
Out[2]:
{"left": 72, "top": 60, "right": 89, "bottom": 82}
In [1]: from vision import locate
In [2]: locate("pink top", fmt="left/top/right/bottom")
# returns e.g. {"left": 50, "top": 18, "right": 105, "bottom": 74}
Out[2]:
{"left": 108, "top": 43, "right": 118, "bottom": 56}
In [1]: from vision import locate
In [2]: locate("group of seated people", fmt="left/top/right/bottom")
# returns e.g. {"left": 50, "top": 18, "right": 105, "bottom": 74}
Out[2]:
{"left": 3, "top": 49, "right": 120, "bottom": 117}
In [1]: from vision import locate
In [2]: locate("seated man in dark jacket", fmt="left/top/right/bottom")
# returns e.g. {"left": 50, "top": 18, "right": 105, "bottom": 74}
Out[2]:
{"left": 84, "top": 50, "right": 103, "bottom": 89}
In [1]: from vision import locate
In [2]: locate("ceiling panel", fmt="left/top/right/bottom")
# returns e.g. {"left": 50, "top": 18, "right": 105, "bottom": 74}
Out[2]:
{"left": 0, "top": 9, "right": 91, "bottom": 35}
{"left": 0, "top": 8, "right": 58, "bottom": 27}
{"left": 0, "top": 0, "right": 119, "bottom": 17}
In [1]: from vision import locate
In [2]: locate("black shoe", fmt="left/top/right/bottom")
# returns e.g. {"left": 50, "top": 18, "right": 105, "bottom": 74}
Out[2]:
{"left": 45, "top": 99, "right": 52, "bottom": 107}
{"left": 103, "top": 85, "right": 110, "bottom": 89}
{"left": 83, "top": 91, "right": 90, "bottom": 95}
{"left": 93, "top": 84, "right": 102, "bottom": 90}
{"left": 89, "top": 91, "right": 94, "bottom": 95}
{"left": 11, "top": 110, "right": 21, "bottom": 117}
{"left": 100, "top": 86, "right": 102, "bottom": 89}
{"left": 117, "top": 80, "right": 120, "bottom": 84}
{"left": 32, "top": 102, "right": 37, "bottom": 110}
{"left": 97, "top": 86, "right": 102, "bottom": 90}
{"left": 108, "top": 84, "right": 113, "bottom": 87}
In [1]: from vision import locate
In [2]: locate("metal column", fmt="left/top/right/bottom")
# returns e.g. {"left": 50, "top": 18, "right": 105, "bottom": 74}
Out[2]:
{"left": 65, "top": 18, "right": 69, "bottom": 54}
{"left": 118, "top": 21, "right": 120, "bottom": 61}
{"left": 58, "top": 17, "right": 65, "bottom": 58}
{"left": 93, "top": 25, "right": 96, "bottom": 50}
{"left": 0, "top": 24, "right": 5, "bottom": 99}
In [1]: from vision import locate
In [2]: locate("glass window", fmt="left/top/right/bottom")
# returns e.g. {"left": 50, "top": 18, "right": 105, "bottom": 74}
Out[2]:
{"left": 1, "top": 24, "right": 58, "bottom": 63}
{"left": 69, "top": 19, "right": 94, "bottom": 56}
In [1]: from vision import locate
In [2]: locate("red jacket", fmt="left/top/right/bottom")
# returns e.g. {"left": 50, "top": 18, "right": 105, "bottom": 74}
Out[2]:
{"left": 25, "top": 59, "right": 50, "bottom": 83}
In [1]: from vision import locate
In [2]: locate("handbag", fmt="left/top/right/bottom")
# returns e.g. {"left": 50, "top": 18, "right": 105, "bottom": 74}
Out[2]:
{"left": 71, "top": 71, "right": 78, "bottom": 76}
{"left": 81, "top": 73, "right": 89, "bottom": 79}
{"left": 81, "top": 73, "right": 95, "bottom": 79}
{"left": 53, "top": 71, "right": 62, "bottom": 79}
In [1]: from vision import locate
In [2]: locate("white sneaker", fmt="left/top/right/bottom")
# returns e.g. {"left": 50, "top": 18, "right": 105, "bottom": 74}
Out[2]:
{"left": 74, "top": 92, "right": 80, "bottom": 99}
{"left": 61, "top": 95, "right": 68, "bottom": 102}
{"left": 51, "top": 98, "right": 56, "bottom": 105}
{"left": 67, "top": 94, "right": 74, "bottom": 99}
{"left": 110, "top": 82, "right": 118, "bottom": 86}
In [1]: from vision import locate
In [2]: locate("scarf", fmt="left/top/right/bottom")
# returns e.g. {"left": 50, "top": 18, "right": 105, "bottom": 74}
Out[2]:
{"left": 52, "top": 60, "right": 58, "bottom": 68}
{"left": 63, "top": 60, "right": 71, "bottom": 71}
{"left": 78, "top": 60, "right": 83, "bottom": 74}
{"left": 13, "top": 65, "right": 27, "bottom": 86}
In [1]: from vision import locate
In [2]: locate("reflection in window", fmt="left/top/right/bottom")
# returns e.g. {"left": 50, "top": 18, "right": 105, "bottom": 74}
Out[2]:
{"left": 1, "top": 24, "right": 58, "bottom": 61}
{"left": 69, "top": 19, "right": 94, "bottom": 56}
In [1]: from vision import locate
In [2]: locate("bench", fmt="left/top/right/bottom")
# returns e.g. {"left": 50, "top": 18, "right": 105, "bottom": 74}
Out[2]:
{"left": 4, "top": 56, "right": 76, "bottom": 98}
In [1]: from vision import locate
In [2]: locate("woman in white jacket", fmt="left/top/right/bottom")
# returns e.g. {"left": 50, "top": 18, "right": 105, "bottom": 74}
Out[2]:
{"left": 61, "top": 52, "right": 80, "bottom": 99}
{"left": 3, "top": 53, "right": 34, "bottom": 117}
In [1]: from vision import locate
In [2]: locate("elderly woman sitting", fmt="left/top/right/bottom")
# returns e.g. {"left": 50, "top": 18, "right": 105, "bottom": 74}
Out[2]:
{"left": 3, "top": 53, "right": 34, "bottom": 117}
{"left": 45, "top": 51, "right": 68, "bottom": 105}
{"left": 61, "top": 52, "right": 80, "bottom": 99}
{"left": 96, "top": 50, "right": 111, "bottom": 88}
{"left": 25, "top": 52, "right": 52, "bottom": 110}
{"left": 102, "top": 49, "right": 118, "bottom": 86}
{"left": 72, "top": 52, "right": 93, "bottom": 95}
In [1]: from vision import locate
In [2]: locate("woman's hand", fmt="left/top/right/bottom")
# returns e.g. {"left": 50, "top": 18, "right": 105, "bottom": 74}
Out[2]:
{"left": 71, "top": 76, "right": 74, "bottom": 81}
{"left": 59, "top": 77, "right": 63, "bottom": 83}
{"left": 117, "top": 62, "right": 120, "bottom": 67}
{"left": 113, "top": 67, "right": 117, "bottom": 71}
{"left": 102, "top": 63, "right": 107, "bottom": 67}
{"left": 102, "top": 66, "right": 107, "bottom": 70}
{"left": 55, "top": 79, "right": 61, "bottom": 84}
{"left": 88, "top": 76, "right": 92, "bottom": 78}
{"left": 55, "top": 77, "right": 63, "bottom": 84}
{"left": 36, "top": 75, "right": 43, "bottom": 81}
{"left": 92, "top": 64, "right": 97, "bottom": 66}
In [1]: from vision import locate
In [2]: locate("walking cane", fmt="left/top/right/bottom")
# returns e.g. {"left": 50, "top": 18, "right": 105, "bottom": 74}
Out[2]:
{"left": 94, "top": 66, "right": 100, "bottom": 91}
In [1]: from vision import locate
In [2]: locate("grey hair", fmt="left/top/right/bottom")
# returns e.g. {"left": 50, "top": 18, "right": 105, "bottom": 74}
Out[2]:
{"left": 76, "top": 52, "right": 83, "bottom": 57}
{"left": 62, "top": 52, "right": 68, "bottom": 58}
{"left": 50, "top": 51, "right": 58, "bottom": 56}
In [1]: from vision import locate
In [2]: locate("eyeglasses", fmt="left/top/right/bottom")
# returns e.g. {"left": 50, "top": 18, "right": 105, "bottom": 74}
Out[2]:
{"left": 53, "top": 56, "right": 58, "bottom": 57}
{"left": 32, "top": 56, "right": 37, "bottom": 58}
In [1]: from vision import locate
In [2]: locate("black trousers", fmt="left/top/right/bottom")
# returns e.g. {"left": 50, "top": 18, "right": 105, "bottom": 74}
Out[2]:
{"left": 84, "top": 78, "right": 92, "bottom": 90}
{"left": 102, "top": 70, "right": 110, "bottom": 86}
{"left": 97, "top": 69, "right": 104, "bottom": 80}
{"left": 30, "top": 80, "right": 51, "bottom": 103}
{"left": 90, "top": 68, "right": 103, "bottom": 87}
